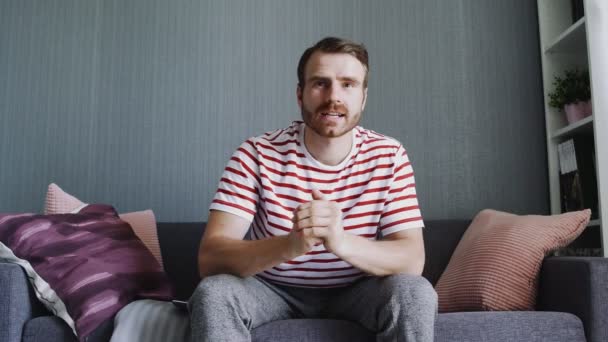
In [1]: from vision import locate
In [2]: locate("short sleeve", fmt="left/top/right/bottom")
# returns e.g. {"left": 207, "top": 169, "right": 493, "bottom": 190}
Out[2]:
{"left": 209, "top": 139, "right": 261, "bottom": 222}
{"left": 379, "top": 145, "right": 424, "bottom": 236}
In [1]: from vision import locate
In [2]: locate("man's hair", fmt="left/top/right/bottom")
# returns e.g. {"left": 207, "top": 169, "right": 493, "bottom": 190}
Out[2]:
{"left": 297, "top": 37, "right": 369, "bottom": 88}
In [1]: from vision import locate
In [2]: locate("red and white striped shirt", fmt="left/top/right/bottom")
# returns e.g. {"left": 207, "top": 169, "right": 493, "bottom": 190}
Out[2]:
{"left": 210, "top": 121, "right": 424, "bottom": 287}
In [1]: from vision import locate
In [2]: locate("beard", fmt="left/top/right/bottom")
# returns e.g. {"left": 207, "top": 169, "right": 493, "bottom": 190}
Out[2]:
{"left": 300, "top": 101, "right": 362, "bottom": 138}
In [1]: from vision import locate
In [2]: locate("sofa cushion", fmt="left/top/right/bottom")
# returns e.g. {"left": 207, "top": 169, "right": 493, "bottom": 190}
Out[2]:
{"left": 251, "top": 312, "right": 585, "bottom": 342}
{"left": 0, "top": 262, "right": 47, "bottom": 342}
{"left": 252, "top": 319, "right": 374, "bottom": 342}
{"left": 22, "top": 316, "right": 113, "bottom": 342}
{"left": 435, "top": 209, "right": 590, "bottom": 312}
{"left": 435, "top": 311, "right": 586, "bottom": 342}
{"left": 111, "top": 302, "right": 371, "bottom": 342}
{"left": 110, "top": 299, "right": 190, "bottom": 342}
{"left": 44, "top": 183, "right": 164, "bottom": 268}
{"left": 23, "top": 310, "right": 585, "bottom": 342}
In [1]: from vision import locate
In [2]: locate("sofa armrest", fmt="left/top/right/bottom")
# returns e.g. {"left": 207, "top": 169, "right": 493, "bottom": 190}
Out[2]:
{"left": 0, "top": 262, "right": 46, "bottom": 342}
{"left": 537, "top": 256, "right": 608, "bottom": 342}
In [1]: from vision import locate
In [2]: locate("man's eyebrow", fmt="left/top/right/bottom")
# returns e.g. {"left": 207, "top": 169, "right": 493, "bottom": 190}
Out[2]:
{"left": 307, "top": 75, "right": 361, "bottom": 84}
{"left": 307, "top": 75, "right": 330, "bottom": 82}
{"left": 338, "top": 76, "right": 360, "bottom": 84}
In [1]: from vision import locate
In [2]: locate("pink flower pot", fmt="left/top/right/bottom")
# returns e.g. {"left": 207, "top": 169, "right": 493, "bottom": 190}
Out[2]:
{"left": 564, "top": 100, "right": 592, "bottom": 124}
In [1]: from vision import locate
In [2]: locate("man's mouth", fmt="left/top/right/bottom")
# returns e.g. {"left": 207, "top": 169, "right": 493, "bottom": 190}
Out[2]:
{"left": 320, "top": 112, "right": 345, "bottom": 118}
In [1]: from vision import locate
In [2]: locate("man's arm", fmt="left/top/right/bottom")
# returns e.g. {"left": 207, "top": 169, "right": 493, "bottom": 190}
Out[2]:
{"left": 293, "top": 190, "right": 425, "bottom": 277}
{"left": 334, "top": 229, "right": 425, "bottom": 276}
{"left": 198, "top": 210, "right": 322, "bottom": 278}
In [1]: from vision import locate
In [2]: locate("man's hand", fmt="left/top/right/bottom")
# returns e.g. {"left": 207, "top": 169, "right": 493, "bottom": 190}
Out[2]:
{"left": 292, "top": 189, "right": 346, "bottom": 255}
{"left": 287, "top": 224, "right": 323, "bottom": 256}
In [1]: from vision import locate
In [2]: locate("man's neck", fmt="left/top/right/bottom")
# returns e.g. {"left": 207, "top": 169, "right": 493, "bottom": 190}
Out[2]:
{"left": 303, "top": 126, "right": 353, "bottom": 166}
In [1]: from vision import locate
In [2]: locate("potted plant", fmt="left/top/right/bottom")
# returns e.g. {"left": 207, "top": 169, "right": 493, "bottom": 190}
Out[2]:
{"left": 548, "top": 68, "right": 592, "bottom": 124}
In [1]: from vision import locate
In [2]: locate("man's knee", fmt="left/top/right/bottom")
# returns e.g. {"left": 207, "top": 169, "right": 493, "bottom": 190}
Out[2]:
{"left": 190, "top": 274, "right": 244, "bottom": 307}
{"left": 381, "top": 274, "right": 437, "bottom": 309}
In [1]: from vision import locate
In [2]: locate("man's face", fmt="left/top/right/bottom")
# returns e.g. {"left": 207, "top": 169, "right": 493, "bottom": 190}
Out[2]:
{"left": 297, "top": 52, "right": 368, "bottom": 138}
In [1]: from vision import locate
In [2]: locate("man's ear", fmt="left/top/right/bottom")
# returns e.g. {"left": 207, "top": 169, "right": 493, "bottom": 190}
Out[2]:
{"left": 362, "top": 87, "right": 368, "bottom": 111}
{"left": 296, "top": 85, "right": 303, "bottom": 108}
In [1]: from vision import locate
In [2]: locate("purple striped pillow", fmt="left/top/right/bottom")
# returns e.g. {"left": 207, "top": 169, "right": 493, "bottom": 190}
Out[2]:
{"left": 0, "top": 204, "right": 173, "bottom": 340}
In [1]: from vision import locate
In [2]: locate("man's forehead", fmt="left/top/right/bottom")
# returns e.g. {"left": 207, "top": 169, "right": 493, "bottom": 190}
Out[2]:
{"left": 305, "top": 52, "right": 366, "bottom": 80}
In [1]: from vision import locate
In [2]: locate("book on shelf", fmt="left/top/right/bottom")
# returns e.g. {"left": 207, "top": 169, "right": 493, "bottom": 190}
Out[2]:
{"left": 557, "top": 136, "right": 598, "bottom": 220}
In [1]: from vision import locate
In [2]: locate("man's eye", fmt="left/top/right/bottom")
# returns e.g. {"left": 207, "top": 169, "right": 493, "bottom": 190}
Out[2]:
{"left": 343, "top": 82, "right": 355, "bottom": 88}
{"left": 315, "top": 81, "right": 327, "bottom": 87}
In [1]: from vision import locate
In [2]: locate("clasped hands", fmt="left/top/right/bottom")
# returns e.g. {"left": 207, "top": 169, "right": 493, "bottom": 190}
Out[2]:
{"left": 288, "top": 189, "right": 346, "bottom": 256}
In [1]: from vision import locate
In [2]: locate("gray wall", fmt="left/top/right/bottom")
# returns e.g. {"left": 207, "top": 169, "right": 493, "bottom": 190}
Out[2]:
{"left": 0, "top": 0, "right": 548, "bottom": 222}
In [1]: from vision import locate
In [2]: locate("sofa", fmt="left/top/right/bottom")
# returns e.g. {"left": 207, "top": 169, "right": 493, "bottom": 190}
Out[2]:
{"left": 2, "top": 219, "right": 607, "bottom": 342}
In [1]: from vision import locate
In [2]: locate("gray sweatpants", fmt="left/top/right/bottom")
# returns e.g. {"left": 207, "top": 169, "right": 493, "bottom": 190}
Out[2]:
{"left": 188, "top": 274, "right": 437, "bottom": 342}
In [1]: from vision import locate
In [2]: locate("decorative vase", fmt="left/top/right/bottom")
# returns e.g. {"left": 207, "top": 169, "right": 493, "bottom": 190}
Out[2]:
{"left": 564, "top": 100, "right": 592, "bottom": 124}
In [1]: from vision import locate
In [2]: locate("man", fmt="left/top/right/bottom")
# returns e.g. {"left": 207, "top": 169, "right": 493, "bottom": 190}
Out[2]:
{"left": 189, "top": 37, "right": 437, "bottom": 342}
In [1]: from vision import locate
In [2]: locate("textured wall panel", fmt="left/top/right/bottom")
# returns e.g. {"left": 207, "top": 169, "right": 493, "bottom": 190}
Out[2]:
{"left": 0, "top": 0, "right": 547, "bottom": 221}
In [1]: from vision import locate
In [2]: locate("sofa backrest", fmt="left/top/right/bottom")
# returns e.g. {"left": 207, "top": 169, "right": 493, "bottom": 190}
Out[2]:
{"left": 157, "top": 222, "right": 206, "bottom": 300}
{"left": 157, "top": 219, "right": 471, "bottom": 300}
{"left": 421, "top": 220, "right": 470, "bottom": 285}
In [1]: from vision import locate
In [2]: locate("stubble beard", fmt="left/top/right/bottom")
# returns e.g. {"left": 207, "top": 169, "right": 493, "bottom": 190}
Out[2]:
{"left": 300, "top": 103, "right": 362, "bottom": 138}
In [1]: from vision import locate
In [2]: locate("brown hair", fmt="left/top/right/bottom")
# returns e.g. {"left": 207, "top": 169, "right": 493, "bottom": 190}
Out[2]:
{"left": 297, "top": 37, "right": 369, "bottom": 88}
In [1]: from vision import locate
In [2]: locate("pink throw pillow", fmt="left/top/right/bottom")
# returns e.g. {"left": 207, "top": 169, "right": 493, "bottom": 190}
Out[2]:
{"left": 44, "top": 183, "right": 164, "bottom": 268}
{"left": 435, "top": 209, "right": 590, "bottom": 312}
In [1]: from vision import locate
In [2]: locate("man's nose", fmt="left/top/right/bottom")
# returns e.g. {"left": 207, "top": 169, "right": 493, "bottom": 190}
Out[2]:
{"left": 327, "top": 83, "right": 343, "bottom": 103}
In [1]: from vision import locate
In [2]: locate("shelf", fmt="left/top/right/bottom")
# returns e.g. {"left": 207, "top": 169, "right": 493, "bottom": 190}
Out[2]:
{"left": 545, "top": 17, "right": 587, "bottom": 53}
{"left": 552, "top": 115, "right": 593, "bottom": 139}
{"left": 588, "top": 219, "right": 601, "bottom": 227}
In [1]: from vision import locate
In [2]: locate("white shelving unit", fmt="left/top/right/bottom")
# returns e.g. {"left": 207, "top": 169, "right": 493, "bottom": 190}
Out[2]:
{"left": 537, "top": 0, "right": 607, "bottom": 256}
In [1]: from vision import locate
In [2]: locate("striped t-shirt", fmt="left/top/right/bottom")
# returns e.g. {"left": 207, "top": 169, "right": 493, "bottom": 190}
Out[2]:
{"left": 210, "top": 121, "right": 424, "bottom": 288}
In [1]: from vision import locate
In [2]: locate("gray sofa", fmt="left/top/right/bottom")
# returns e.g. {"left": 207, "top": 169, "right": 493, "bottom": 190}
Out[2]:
{"left": 2, "top": 219, "right": 607, "bottom": 342}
